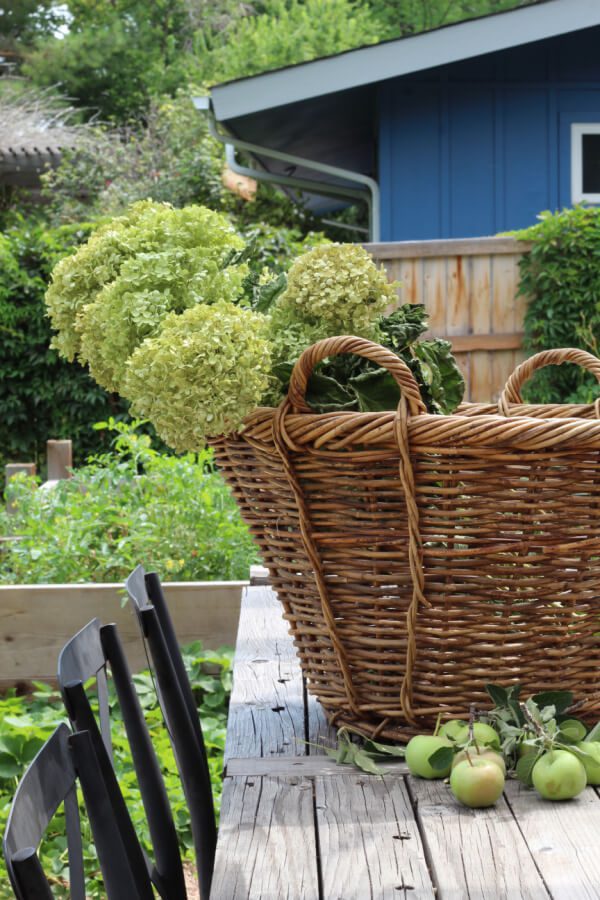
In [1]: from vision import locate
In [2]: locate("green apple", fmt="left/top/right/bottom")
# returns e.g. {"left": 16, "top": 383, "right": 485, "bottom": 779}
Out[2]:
{"left": 439, "top": 719, "right": 467, "bottom": 742}
{"left": 450, "top": 758, "right": 505, "bottom": 808}
{"left": 532, "top": 750, "right": 587, "bottom": 800}
{"left": 455, "top": 722, "right": 501, "bottom": 750}
{"left": 451, "top": 747, "right": 506, "bottom": 776}
{"left": 576, "top": 742, "right": 600, "bottom": 785}
{"left": 518, "top": 733, "right": 537, "bottom": 758}
{"left": 405, "top": 735, "right": 453, "bottom": 779}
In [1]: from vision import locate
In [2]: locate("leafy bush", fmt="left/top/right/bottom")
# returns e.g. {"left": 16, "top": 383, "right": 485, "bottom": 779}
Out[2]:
{"left": 0, "top": 642, "right": 232, "bottom": 898}
{"left": 0, "top": 420, "right": 257, "bottom": 584}
{"left": 190, "top": 0, "right": 384, "bottom": 86}
{"left": 0, "top": 216, "right": 128, "bottom": 472}
{"left": 514, "top": 206, "right": 600, "bottom": 404}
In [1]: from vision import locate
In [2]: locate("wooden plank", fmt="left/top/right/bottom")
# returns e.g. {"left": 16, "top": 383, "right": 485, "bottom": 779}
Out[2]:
{"left": 408, "top": 778, "right": 550, "bottom": 900}
{"left": 316, "top": 775, "right": 436, "bottom": 899}
{"left": 421, "top": 256, "right": 446, "bottom": 335}
{"left": 46, "top": 439, "right": 72, "bottom": 480}
{"left": 504, "top": 780, "right": 600, "bottom": 899}
{"left": 226, "top": 756, "right": 409, "bottom": 777}
{"left": 469, "top": 349, "right": 494, "bottom": 404}
{"left": 398, "top": 258, "right": 422, "bottom": 306}
{"left": 225, "top": 586, "right": 307, "bottom": 762}
{"left": 365, "top": 238, "right": 532, "bottom": 259}
{"left": 449, "top": 332, "right": 523, "bottom": 352}
{"left": 446, "top": 256, "right": 470, "bottom": 337}
{"left": 0, "top": 581, "right": 244, "bottom": 685}
{"left": 210, "top": 775, "right": 320, "bottom": 899}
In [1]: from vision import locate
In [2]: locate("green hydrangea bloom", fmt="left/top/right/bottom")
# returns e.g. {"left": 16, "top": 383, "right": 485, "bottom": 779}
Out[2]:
{"left": 277, "top": 243, "right": 397, "bottom": 335}
{"left": 45, "top": 201, "right": 245, "bottom": 367}
{"left": 78, "top": 246, "right": 247, "bottom": 392}
{"left": 123, "top": 302, "right": 272, "bottom": 452}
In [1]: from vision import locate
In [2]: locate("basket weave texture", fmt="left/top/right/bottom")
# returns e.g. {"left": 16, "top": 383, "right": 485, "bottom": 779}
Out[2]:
{"left": 212, "top": 339, "right": 600, "bottom": 740}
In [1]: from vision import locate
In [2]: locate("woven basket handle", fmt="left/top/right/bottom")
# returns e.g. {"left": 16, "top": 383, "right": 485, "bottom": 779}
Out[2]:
{"left": 498, "top": 348, "right": 600, "bottom": 414}
{"left": 286, "top": 335, "right": 427, "bottom": 415}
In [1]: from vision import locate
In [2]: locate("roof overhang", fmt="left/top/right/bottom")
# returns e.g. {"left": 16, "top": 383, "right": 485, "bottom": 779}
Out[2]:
{"left": 211, "top": 0, "right": 600, "bottom": 120}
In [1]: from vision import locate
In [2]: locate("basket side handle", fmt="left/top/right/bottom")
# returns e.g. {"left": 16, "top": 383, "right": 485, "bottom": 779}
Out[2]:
{"left": 286, "top": 335, "right": 427, "bottom": 415}
{"left": 498, "top": 348, "right": 600, "bottom": 415}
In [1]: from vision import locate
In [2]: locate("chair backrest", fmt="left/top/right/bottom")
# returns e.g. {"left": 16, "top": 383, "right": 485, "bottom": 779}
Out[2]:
{"left": 57, "top": 619, "right": 187, "bottom": 900}
{"left": 125, "top": 565, "right": 217, "bottom": 900}
{"left": 3, "top": 723, "right": 154, "bottom": 900}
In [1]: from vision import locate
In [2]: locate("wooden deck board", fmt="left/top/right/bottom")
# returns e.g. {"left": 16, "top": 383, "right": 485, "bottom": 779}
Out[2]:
{"left": 316, "top": 774, "right": 436, "bottom": 899}
{"left": 504, "top": 780, "right": 600, "bottom": 899}
{"left": 408, "top": 778, "right": 550, "bottom": 900}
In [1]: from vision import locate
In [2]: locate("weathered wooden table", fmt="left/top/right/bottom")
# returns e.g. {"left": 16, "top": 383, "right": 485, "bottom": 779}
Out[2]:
{"left": 211, "top": 584, "right": 600, "bottom": 899}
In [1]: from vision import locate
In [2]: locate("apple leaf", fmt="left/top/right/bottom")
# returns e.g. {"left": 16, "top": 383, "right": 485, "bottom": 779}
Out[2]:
{"left": 363, "top": 739, "right": 405, "bottom": 757}
{"left": 353, "top": 750, "right": 384, "bottom": 776}
{"left": 428, "top": 746, "right": 455, "bottom": 772}
{"left": 515, "top": 753, "right": 538, "bottom": 787}
{"left": 557, "top": 719, "right": 587, "bottom": 744}
{"left": 585, "top": 721, "right": 600, "bottom": 742}
{"left": 531, "top": 691, "right": 573, "bottom": 714}
{"left": 486, "top": 684, "right": 508, "bottom": 707}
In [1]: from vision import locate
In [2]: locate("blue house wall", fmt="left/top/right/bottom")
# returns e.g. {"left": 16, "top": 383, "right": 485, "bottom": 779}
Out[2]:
{"left": 379, "top": 27, "right": 600, "bottom": 240}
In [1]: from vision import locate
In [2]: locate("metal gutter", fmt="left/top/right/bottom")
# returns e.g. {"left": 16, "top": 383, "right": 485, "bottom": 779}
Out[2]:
{"left": 209, "top": 0, "right": 599, "bottom": 119}
{"left": 195, "top": 98, "right": 381, "bottom": 240}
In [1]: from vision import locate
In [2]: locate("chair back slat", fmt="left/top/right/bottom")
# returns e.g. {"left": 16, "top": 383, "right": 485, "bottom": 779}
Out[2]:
{"left": 126, "top": 564, "right": 216, "bottom": 900}
{"left": 57, "top": 618, "right": 187, "bottom": 900}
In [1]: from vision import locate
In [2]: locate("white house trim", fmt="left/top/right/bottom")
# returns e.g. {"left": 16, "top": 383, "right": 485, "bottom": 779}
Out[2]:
{"left": 210, "top": 0, "right": 600, "bottom": 120}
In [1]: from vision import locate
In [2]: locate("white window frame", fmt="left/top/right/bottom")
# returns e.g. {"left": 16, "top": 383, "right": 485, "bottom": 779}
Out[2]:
{"left": 571, "top": 123, "right": 600, "bottom": 204}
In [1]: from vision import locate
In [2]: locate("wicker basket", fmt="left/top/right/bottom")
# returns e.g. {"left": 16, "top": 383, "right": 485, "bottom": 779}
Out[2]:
{"left": 212, "top": 339, "right": 600, "bottom": 740}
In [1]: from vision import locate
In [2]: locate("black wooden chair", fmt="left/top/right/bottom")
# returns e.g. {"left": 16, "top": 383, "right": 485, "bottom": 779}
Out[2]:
{"left": 125, "top": 565, "right": 217, "bottom": 900}
{"left": 57, "top": 618, "right": 187, "bottom": 900}
{"left": 3, "top": 723, "right": 155, "bottom": 900}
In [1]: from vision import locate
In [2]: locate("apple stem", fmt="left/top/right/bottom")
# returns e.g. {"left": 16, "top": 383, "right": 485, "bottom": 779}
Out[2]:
{"left": 468, "top": 703, "right": 476, "bottom": 747}
{"left": 465, "top": 749, "right": 474, "bottom": 767}
{"left": 433, "top": 713, "right": 442, "bottom": 737}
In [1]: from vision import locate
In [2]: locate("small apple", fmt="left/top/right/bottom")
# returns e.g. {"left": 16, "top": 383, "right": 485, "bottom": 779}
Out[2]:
{"left": 451, "top": 747, "right": 506, "bottom": 776}
{"left": 455, "top": 722, "right": 501, "bottom": 750}
{"left": 532, "top": 750, "right": 587, "bottom": 800}
{"left": 450, "top": 758, "right": 505, "bottom": 808}
{"left": 439, "top": 719, "right": 467, "bottom": 742}
{"left": 518, "top": 733, "right": 537, "bottom": 758}
{"left": 405, "top": 735, "right": 453, "bottom": 779}
{"left": 576, "top": 742, "right": 600, "bottom": 785}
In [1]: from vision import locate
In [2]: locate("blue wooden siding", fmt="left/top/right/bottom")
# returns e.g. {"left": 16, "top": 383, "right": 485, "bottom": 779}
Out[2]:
{"left": 379, "top": 27, "right": 600, "bottom": 240}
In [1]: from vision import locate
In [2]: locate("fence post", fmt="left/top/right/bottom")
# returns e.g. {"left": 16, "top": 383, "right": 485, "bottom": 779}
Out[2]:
{"left": 46, "top": 440, "right": 73, "bottom": 481}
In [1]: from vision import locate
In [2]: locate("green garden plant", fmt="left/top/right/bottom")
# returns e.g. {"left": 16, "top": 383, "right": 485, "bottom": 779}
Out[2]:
{"left": 0, "top": 641, "right": 232, "bottom": 898}
{"left": 514, "top": 205, "right": 600, "bottom": 404}
{"left": 0, "top": 419, "right": 257, "bottom": 584}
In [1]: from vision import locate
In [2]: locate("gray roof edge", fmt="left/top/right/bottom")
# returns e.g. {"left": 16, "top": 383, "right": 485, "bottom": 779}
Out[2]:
{"left": 210, "top": 0, "right": 600, "bottom": 120}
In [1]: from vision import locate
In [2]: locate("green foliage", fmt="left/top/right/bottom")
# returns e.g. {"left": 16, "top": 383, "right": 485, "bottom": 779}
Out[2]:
{"left": 0, "top": 643, "right": 232, "bottom": 897}
{"left": 0, "top": 216, "right": 128, "bottom": 471}
{"left": 41, "top": 93, "right": 227, "bottom": 223}
{"left": 190, "top": 0, "right": 384, "bottom": 86}
{"left": 23, "top": 1, "right": 191, "bottom": 121}
{"left": 46, "top": 200, "right": 245, "bottom": 392}
{"left": 513, "top": 206, "right": 600, "bottom": 404}
{"left": 366, "top": 0, "right": 536, "bottom": 39}
{"left": 124, "top": 302, "right": 272, "bottom": 451}
{"left": 0, "top": 420, "right": 257, "bottom": 583}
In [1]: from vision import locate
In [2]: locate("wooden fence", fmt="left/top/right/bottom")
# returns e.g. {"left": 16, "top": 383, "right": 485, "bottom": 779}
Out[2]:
{"left": 366, "top": 236, "right": 532, "bottom": 403}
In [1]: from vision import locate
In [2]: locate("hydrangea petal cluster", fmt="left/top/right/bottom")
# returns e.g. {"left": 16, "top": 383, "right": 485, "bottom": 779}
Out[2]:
{"left": 277, "top": 243, "right": 397, "bottom": 335}
{"left": 45, "top": 201, "right": 245, "bottom": 375}
{"left": 123, "top": 302, "right": 271, "bottom": 452}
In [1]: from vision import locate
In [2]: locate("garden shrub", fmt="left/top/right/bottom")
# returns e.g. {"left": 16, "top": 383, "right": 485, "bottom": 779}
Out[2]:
{"left": 0, "top": 419, "right": 257, "bottom": 584}
{"left": 0, "top": 217, "right": 128, "bottom": 472}
{"left": 514, "top": 206, "right": 600, "bottom": 404}
{"left": 0, "top": 643, "right": 232, "bottom": 898}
